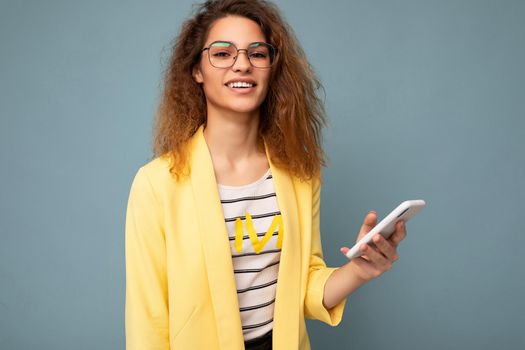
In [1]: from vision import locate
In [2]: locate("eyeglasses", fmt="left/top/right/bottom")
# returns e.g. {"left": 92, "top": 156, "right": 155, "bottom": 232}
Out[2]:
{"left": 201, "top": 41, "right": 277, "bottom": 69}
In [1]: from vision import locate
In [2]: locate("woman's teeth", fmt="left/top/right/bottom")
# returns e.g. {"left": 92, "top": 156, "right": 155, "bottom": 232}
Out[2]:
{"left": 227, "top": 82, "right": 255, "bottom": 88}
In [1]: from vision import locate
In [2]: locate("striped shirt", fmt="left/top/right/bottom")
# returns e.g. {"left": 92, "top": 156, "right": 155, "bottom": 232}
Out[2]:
{"left": 217, "top": 168, "right": 282, "bottom": 341}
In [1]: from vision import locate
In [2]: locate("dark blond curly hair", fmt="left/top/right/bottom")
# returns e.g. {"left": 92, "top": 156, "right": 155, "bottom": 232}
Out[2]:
{"left": 153, "top": 0, "right": 328, "bottom": 181}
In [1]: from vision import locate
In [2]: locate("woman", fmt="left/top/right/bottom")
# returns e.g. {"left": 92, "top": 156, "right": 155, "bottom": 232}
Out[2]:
{"left": 124, "top": 0, "right": 407, "bottom": 349}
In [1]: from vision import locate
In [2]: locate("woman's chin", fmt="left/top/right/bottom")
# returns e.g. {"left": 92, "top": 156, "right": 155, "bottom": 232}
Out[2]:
{"left": 223, "top": 102, "right": 263, "bottom": 115}
{"left": 206, "top": 97, "right": 265, "bottom": 117}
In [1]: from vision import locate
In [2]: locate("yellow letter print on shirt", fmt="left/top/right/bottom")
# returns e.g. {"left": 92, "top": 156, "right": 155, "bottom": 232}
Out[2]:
{"left": 234, "top": 212, "right": 283, "bottom": 253}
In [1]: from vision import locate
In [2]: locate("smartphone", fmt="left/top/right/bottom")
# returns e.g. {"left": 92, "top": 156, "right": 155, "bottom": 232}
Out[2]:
{"left": 345, "top": 200, "right": 426, "bottom": 260}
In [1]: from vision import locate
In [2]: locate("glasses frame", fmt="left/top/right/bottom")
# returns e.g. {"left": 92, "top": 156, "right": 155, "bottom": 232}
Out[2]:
{"left": 200, "top": 40, "right": 277, "bottom": 69}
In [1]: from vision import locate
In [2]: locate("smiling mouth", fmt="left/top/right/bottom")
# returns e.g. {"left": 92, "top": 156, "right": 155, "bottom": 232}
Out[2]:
{"left": 225, "top": 82, "right": 257, "bottom": 88}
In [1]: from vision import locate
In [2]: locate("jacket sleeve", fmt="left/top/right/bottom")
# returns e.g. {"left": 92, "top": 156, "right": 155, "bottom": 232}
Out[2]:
{"left": 304, "top": 177, "right": 347, "bottom": 326}
{"left": 125, "top": 166, "right": 170, "bottom": 350}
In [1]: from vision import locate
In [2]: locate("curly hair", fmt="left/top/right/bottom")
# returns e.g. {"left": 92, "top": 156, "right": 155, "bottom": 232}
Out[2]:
{"left": 152, "top": 0, "right": 328, "bottom": 181}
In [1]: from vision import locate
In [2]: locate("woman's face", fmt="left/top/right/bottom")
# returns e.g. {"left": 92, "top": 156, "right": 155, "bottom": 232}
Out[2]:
{"left": 193, "top": 16, "right": 271, "bottom": 118}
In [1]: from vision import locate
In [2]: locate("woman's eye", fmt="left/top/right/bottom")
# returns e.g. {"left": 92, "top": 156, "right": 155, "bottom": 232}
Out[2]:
{"left": 212, "top": 51, "right": 231, "bottom": 57}
{"left": 250, "top": 52, "right": 268, "bottom": 59}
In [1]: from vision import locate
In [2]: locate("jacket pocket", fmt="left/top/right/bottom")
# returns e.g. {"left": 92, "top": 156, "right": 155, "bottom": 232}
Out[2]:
{"left": 172, "top": 306, "right": 198, "bottom": 341}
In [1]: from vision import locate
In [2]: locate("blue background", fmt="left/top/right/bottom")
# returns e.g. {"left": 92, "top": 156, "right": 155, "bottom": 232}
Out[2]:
{"left": 1, "top": 0, "right": 523, "bottom": 349}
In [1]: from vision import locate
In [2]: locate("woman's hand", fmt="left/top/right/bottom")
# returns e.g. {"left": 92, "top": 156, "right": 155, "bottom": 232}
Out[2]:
{"left": 322, "top": 211, "right": 408, "bottom": 310}
{"left": 340, "top": 211, "right": 407, "bottom": 283}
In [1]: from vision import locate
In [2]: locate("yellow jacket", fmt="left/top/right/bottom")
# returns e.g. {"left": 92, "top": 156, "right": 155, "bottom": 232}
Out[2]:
{"left": 125, "top": 125, "right": 347, "bottom": 349}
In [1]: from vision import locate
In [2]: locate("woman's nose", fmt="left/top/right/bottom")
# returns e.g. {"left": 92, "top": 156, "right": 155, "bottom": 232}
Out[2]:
{"left": 232, "top": 51, "right": 252, "bottom": 72}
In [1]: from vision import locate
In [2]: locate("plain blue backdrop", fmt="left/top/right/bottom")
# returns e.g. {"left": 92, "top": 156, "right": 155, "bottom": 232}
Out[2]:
{"left": 1, "top": 0, "right": 524, "bottom": 349}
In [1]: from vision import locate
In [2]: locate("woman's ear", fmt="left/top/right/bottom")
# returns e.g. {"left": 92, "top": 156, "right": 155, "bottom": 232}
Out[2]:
{"left": 192, "top": 65, "right": 204, "bottom": 84}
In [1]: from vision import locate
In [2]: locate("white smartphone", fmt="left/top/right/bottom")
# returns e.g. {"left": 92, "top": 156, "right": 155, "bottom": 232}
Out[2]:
{"left": 345, "top": 200, "right": 426, "bottom": 260}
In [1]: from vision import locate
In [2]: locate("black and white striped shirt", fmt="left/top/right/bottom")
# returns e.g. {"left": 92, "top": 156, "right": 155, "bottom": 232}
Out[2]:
{"left": 217, "top": 168, "right": 282, "bottom": 341}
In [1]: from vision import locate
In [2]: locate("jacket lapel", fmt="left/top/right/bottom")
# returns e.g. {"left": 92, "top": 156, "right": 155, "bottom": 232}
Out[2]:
{"left": 189, "top": 125, "right": 301, "bottom": 349}
{"left": 266, "top": 143, "right": 301, "bottom": 350}
{"left": 189, "top": 125, "right": 244, "bottom": 349}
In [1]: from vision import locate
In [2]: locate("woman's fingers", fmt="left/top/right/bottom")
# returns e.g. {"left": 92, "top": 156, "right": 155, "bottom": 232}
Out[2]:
{"left": 389, "top": 221, "right": 407, "bottom": 247}
{"left": 340, "top": 246, "right": 371, "bottom": 261}
{"left": 360, "top": 243, "right": 392, "bottom": 271}
{"left": 372, "top": 234, "right": 398, "bottom": 262}
{"left": 341, "top": 220, "right": 406, "bottom": 281}
{"left": 357, "top": 211, "right": 377, "bottom": 241}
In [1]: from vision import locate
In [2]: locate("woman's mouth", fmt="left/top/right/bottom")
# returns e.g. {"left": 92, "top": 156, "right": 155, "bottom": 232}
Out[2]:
{"left": 224, "top": 81, "right": 257, "bottom": 94}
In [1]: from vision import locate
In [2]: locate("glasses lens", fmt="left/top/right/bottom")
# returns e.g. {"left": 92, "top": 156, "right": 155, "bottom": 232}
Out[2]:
{"left": 248, "top": 42, "right": 274, "bottom": 68}
{"left": 206, "top": 41, "right": 276, "bottom": 68}
{"left": 208, "top": 42, "right": 236, "bottom": 68}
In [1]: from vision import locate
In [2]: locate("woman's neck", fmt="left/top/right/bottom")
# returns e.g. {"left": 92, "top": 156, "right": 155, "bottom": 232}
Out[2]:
{"left": 203, "top": 111, "right": 264, "bottom": 166}
{"left": 203, "top": 110, "right": 269, "bottom": 186}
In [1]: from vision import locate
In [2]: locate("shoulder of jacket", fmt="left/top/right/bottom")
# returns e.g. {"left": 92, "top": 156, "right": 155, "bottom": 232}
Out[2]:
{"left": 141, "top": 155, "right": 170, "bottom": 173}
{"left": 136, "top": 155, "right": 175, "bottom": 188}
{"left": 291, "top": 173, "right": 322, "bottom": 194}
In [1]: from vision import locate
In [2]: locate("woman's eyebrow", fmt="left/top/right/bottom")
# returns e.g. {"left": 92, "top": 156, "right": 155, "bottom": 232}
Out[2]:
{"left": 207, "top": 40, "right": 266, "bottom": 47}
